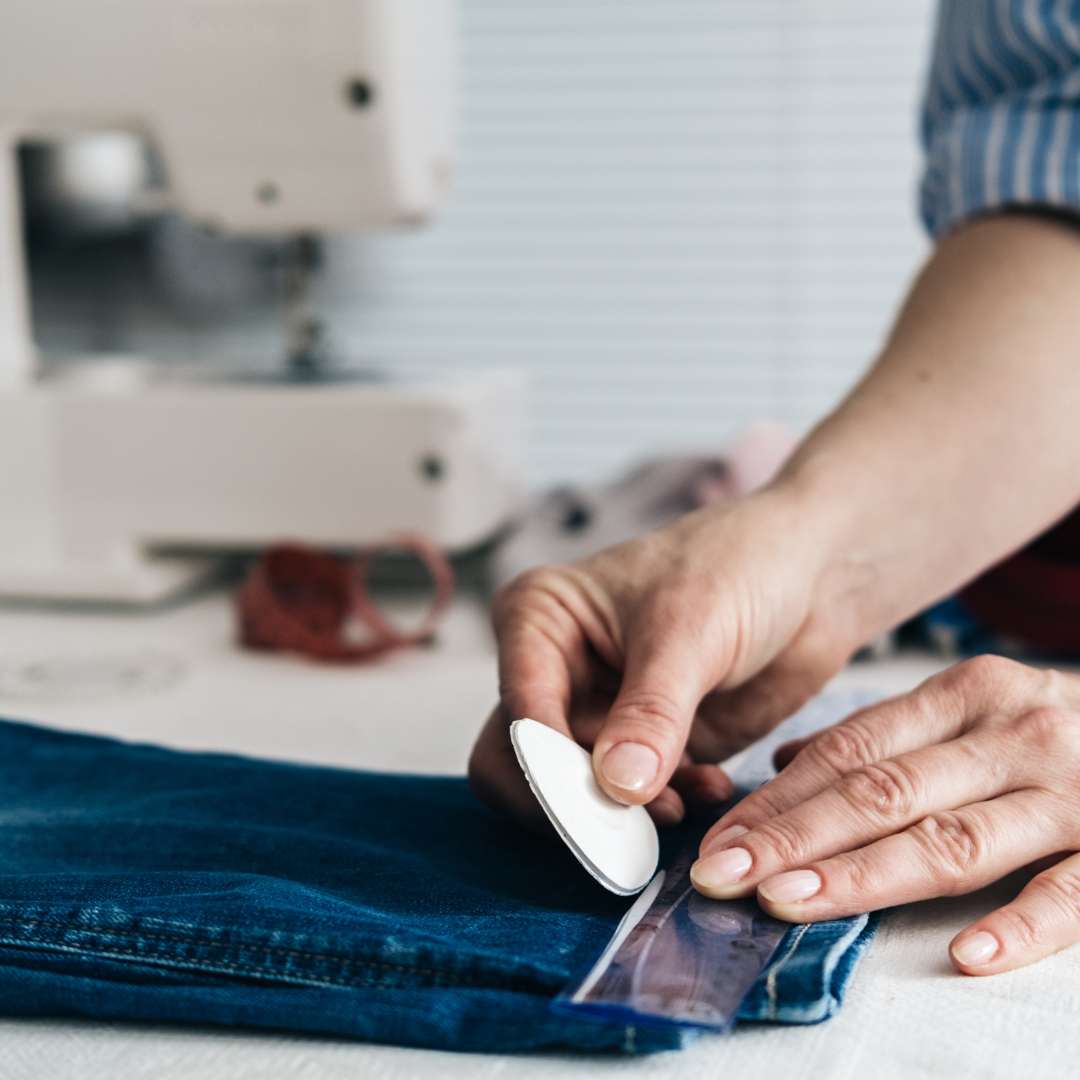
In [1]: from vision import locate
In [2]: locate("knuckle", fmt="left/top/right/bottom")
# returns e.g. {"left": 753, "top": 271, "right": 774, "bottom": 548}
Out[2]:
{"left": 734, "top": 783, "right": 788, "bottom": 824}
{"left": 995, "top": 904, "right": 1043, "bottom": 951}
{"left": 1038, "top": 666, "right": 1068, "bottom": 700}
{"left": 838, "top": 760, "right": 920, "bottom": 821}
{"left": 1026, "top": 870, "right": 1080, "bottom": 926}
{"left": 910, "top": 811, "right": 986, "bottom": 891}
{"left": 830, "top": 850, "right": 882, "bottom": 899}
{"left": 1015, "top": 706, "right": 1078, "bottom": 751}
{"left": 806, "top": 720, "right": 879, "bottom": 776}
{"left": 936, "top": 655, "right": 1017, "bottom": 698}
{"left": 494, "top": 567, "right": 557, "bottom": 614}
{"left": 491, "top": 578, "right": 529, "bottom": 629}
{"left": 753, "top": 816, "right": 816, "bottom": 867}
{"left": 496, "top": 678, "right": 549, "bottom": 720}
{"left": 613, "top": 689, "right": 684, "bottom": 735}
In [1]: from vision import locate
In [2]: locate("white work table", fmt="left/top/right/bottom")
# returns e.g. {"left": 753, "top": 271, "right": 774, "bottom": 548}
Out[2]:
{"left": 0, "top": 591, "right": 1078, "bottom": 1080}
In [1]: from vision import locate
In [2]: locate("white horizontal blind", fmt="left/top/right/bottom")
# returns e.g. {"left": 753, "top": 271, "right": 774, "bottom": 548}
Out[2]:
{"left": 320, "top": 0, "right": 936, "bottom": 485}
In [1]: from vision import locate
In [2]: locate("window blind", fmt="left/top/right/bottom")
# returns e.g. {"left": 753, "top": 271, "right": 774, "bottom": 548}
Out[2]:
{"left": 322, "top": 0, "right": 936, "bottom": 485}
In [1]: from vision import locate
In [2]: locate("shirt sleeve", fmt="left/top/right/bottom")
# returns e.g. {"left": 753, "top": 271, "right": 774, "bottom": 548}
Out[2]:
{"left": 920, "top": 1, "right": 1080, "bottom": 238}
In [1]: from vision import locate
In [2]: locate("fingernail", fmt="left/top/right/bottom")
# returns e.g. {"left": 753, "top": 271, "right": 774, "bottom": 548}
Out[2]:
{"left": 951, "top": 931, "right": 999, "bottom": 967}
{"left": 759, "top": 869, "right": 822, "bottom": 904}
{"left": 701, "top": 824, "right": 749, "bottom": 856}
{"left": 690, "top": 847, "right": 753, "bottom": 891}
{"left": 600, "top": 742, "right": 660, "bottom": 794}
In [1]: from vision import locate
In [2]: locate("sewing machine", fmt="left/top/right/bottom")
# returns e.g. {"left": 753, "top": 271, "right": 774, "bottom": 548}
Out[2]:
{"left": 0, "top": 0, "right": 524, "bottom": 603}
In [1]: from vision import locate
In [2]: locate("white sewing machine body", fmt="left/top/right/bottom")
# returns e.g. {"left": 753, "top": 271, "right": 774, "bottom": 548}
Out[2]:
{"left": 0, "top": 363, "right": 522, "bottom": 602}
{"left": 0, "top": 0, "right": 525, "bottom": 602}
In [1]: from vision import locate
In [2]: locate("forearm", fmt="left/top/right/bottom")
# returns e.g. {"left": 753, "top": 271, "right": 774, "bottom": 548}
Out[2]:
{"left": 777, "top": 213, "right": 1080, "bottom": 640}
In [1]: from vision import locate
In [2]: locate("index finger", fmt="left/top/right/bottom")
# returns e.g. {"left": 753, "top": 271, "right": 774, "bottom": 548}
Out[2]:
{"left": 491, "top": 571, "right": 594, "bottom": 736}
{"left": 691, "top": 730, "right": 1011, "bottom": 899}
{"left": 699, "top": 678, "right": 972, "bottom": 854}
{"left": 469, "top": 588, "right": 587, "bottom": 825}
{"left": 495, "top": 619, "right": 578, "bottom": 737}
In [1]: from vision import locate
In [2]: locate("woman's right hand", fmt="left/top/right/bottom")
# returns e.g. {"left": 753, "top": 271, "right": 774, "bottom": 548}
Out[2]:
{"left": 468, "top": 483, "right": 868, "bottom": 828}
{"left": 473, "top": 214, "right": 1080, "bottom": 837}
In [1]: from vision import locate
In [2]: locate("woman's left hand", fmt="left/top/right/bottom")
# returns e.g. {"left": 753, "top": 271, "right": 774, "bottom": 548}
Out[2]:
{"left": 691, "top": 655, "right": 1080, "bottom": 976}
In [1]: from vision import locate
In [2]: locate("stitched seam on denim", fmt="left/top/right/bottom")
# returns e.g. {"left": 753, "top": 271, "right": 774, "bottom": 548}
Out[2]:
{"left": 0, "top": 935, "right": 372, "bottom": 991}
{"left": 0, "top": 934, "right": 554, "bottom": 995}
{"left": 765, "top": 923, "right": 810, "bottom": 1021}
{"left": 0, "top": 911, "right": 548, "bottom": 989}
{"left": 0, "top": 916, "right": 455, "bottom": 972}
{"left": 0, "top": 918, "right": 557, "bottom": 994}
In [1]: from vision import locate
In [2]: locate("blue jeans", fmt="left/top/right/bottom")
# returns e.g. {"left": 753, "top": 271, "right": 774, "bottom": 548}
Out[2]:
{"left": 0, "top": 717, "right": 874, "bottom": 1053}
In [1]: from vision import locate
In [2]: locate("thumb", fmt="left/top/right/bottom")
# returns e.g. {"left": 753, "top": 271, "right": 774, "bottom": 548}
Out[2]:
{"left": 592, "top": 633, "right": 710, "bottom": 805}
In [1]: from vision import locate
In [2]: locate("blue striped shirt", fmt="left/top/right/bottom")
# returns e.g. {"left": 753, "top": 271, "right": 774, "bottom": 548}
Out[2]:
{"left": 921, "top": 0, "right": 1080, "bottom": 237}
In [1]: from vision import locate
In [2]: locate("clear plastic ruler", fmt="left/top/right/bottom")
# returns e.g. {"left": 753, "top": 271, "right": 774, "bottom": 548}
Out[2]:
{"left": 557, "top": 688, "right": 880, "bottom": 1032}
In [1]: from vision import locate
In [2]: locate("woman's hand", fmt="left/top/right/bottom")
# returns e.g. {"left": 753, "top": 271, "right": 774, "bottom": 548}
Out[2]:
{"left": 470, "top": 218, "right": 1080, "bottom": 839}
{"left": 469, "top": 485, "right": 866, "bottom": 827}
{"left": 692, "top": 655, "right": 1080, "bottom": 976}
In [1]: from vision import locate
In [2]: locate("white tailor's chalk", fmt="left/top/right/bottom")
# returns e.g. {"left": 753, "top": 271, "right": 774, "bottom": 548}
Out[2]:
{"left": 510, "top": 718, "right": 660, "bottom": 896}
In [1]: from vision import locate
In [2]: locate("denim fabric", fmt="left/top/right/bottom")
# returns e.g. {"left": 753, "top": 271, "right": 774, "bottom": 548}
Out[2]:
{"left": 737, "top": 914, "right": 877, "bottom": 1024}
{"left": 0, "top": 717, "right": 872, "bottom": 1053}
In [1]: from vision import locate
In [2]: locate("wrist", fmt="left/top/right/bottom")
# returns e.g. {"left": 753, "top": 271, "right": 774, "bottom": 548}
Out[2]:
{"left": 765, "top": 449, "right": 893, "bottom": 650}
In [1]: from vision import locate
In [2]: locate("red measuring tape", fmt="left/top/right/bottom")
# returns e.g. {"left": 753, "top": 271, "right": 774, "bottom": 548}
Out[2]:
{"left": 236, "top": 536, "right": 455, "bottom": 662}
